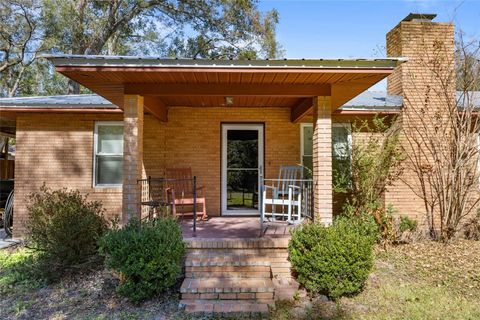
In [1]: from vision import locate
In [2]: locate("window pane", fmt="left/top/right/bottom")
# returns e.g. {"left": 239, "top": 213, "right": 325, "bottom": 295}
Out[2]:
{"left": 227, "top": 169, "right": 258, "bottom": 210}
{"left": 96, "top": 156, "right": 123, "bottom": 185}
{"left": 227, "top": 130, "right": 258, "bottom": 169}
{"left": 303, "top": 126, "right": 313, "bottom": 156}
{"left": 98, "top": 125, "right": 123, "bottom": 154}
{"left": 302, "top": 156, "right": 313, "bottom": 178}
{"left": 332, "top": 126, "right": 350, "bottom": 159}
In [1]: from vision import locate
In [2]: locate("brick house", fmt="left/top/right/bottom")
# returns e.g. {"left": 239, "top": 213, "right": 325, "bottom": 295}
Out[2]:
{"left": 0, "top": 13, "right": 476, "bottom": 314}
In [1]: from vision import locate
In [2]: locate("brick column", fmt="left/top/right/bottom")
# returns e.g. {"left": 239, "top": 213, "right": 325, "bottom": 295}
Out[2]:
{"left": 312, "top": 96, "right": 333, "bottom": 225}
{"left": 122, "top": 95, "right": 144, "bottom": 224}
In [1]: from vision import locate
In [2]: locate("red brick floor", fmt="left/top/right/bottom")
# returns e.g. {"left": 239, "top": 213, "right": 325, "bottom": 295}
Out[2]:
{"left": 181, "top": 217, "right": 295, "bottom": 239}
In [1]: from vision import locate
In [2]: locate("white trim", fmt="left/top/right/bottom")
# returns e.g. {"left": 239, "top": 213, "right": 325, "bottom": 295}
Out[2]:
{"left": 93, "top": 121, "right": 124, "bottom": 188}
{"left": 300, "top": 123, "right": 313, "bottom": 169}
{"left": 221, "top": 124, "right": 264, "bottom": 216}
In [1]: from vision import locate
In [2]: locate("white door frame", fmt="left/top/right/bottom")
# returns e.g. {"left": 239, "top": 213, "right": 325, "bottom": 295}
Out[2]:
{"left": 221, "top": 123, "right": 264, "bottom": 216}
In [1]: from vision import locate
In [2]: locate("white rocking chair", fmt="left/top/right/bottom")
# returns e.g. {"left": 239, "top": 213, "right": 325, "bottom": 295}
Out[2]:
{"left": 261, "top": 165, "right": 304, "bottom": 224}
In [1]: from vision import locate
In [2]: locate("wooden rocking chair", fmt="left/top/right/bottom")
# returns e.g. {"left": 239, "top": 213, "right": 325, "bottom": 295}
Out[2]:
{"left": 165, "top": 168, "right": 208, "bottom": 220}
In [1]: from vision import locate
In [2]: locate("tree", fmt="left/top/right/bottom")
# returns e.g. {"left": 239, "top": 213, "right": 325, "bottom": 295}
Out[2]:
{"left": 0, "top": 0, "right": 48, "bottom": 97}
{"left": 456, "top": 32, "right": 480, "bottom": 91}
{"left": 402, "top": 31, "right": 480, "bottom": 241}
{"left": 40, "top": 0, "right": 282, "bottom": 94}
{"left": 334, "top": 116, "right": 404, "bottom": 244}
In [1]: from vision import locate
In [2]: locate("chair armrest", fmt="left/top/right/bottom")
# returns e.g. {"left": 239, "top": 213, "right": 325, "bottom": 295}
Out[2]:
{"left": 262, "top": 185, "right": 277, "bottom": 190}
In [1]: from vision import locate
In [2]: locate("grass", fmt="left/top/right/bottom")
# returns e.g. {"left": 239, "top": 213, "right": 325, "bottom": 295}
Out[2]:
{"left": 271, "top": 240, "right": 480, "bottom": 320}
{"left": 227, "top": 191, "right": 255, "bottom": 208}
{"left": 0, "top": 248, "right": 45, "bottom": 294}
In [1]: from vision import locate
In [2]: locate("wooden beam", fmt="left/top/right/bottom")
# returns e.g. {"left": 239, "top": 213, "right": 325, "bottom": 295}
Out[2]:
{"left": 291, "top": 98, "right": 314, "bottom": 123}
{"left": 125, "top": 83, "right": 331, "bottom": 97}
{"left": 143, "top": 96, "right": 168, "bottom": 122}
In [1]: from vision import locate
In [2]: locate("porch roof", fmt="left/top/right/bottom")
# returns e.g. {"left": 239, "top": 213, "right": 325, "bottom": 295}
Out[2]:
{"left": 42, "top": 54, "right": 406, "bottom": 122}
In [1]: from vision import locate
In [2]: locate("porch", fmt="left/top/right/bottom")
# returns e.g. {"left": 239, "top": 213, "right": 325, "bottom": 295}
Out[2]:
{"left": 45, "top": 56, "right": 402, "bottom": 228}
{"left": 181, "top": 217, "right": 295, "bottom": 239}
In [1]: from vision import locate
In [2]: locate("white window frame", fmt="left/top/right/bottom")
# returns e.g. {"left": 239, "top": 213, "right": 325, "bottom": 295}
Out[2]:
{"left": 93, "top": 121, "right": 124, "bottom": 188}
{"left": 300, "top": 123, "right": 313, "bottom": 169}
{"left": 332, "top": 123, "right": 353, "bottom": 159}
{"left": 300, "top": 123, "right": 352, "bottom": 168}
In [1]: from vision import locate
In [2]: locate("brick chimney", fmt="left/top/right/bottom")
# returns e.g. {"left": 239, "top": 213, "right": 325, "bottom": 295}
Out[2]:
{"left": 384, "top": 14, "right": 456, "bottom": 222}
{"left": 386, "top": 13, "right": 455, "bottom": 99}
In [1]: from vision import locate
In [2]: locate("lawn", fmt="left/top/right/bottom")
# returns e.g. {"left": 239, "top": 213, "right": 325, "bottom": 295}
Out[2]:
{"left": 0, "top": 240, "right": 479, "bottom": 319}
{"left": 271, "top": 240, "right": 480, "bottom": 320}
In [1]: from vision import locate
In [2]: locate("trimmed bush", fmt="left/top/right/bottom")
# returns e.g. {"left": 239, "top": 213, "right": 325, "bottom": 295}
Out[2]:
{"left": 25, "top": 186, "right": 108, "bottom": 277}
{"left": 288, "top": 216, "right": 377, "bottom": 299}
{"left": 99, "top": 218, "right": 185, "bottom": 303}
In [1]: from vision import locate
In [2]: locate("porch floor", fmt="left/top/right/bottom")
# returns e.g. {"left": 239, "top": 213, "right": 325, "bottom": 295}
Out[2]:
{"left": 180, "top": 217, "right": 296, "bottom": 239}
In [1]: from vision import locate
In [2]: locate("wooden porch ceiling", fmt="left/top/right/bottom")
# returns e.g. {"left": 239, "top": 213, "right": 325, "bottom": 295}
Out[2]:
{"left": 56, "top": 66, "right": 392, "bottom": 122}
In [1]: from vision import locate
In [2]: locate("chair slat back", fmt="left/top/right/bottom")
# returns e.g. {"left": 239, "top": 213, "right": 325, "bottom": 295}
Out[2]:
{"left": 276, "top": 165, "right": 303, "bottom": 194}
{"left": 165, "top": 167, "right": 193, "bottom": 195}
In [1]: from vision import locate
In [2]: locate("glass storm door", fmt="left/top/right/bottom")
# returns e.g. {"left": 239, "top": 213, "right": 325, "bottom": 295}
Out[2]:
{"left": 221, "top": 124, "right": 264, "bottom": 215}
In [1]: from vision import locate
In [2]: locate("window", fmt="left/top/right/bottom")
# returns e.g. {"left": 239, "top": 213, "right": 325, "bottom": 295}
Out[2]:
{"left": 300, "top": 124, "right": 313, "bottom": 176}
{"left": 301, "top": 123, "right": 352, "bottom": 180}
{"left": 94, "top": 122, "right": 124, "bottom": 187}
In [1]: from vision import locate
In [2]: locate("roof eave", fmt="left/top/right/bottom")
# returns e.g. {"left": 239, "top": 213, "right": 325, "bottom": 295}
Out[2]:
{"left": 41, "top": 54, "right": 407, "bottom": 70}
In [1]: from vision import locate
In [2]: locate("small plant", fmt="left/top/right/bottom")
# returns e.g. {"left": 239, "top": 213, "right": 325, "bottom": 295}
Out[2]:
{"left": 399, "top": 216, "right": 418, "bottom": 233}
{"left": 99, "top": 218, "right": 186, "bottom": 303}
{"left": 464, "top": 211, "right": 480, "bottom": 240}
{"left": 288, "top": 216, "right": 377, "bottom": 300}
{"left": 25, "top": 186, "right": 108, "bottom": 279}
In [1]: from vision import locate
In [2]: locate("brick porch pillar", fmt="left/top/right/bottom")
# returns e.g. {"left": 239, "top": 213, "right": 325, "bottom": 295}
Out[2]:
{"left": 122, "top": 95, "right": 144, "bottom": 224}
{"left": 312, "top": 96, "right": 333, "bottom": 225}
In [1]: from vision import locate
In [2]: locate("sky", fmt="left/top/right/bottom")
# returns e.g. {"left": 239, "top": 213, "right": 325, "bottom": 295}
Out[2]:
{"left": 258, "top": 0, "right": 480, "bottom": 89}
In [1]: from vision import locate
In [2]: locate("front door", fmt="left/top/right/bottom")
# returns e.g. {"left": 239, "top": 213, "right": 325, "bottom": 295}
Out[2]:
{"left": 221, "top": 124, "right": 264, "bottom": 215}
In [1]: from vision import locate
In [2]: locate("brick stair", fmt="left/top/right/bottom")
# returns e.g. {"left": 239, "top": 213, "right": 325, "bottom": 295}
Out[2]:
{"left": 180, "top": 237, "right": 300, "bottom": 316}
{"left": 181, "top": 299, "right": 269, "bottom": 317}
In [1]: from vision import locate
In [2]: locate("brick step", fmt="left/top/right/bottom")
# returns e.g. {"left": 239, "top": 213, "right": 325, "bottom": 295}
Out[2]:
{"left": 180, "top": 299, "right": 270, "bottom": 316}
{"left": 180, "top": 277, "right": 274, "bottom": 295}
{"left": 185, "top": 254, "right": 272, "bottom": 267}
{"left": 186, "top": 265, "right": 271, "bottom": 278}
{"left": 187, "top": 249, "right": 289, "bottom": 258}
{"left": 185, "top": 238, "right": 289, "bottom": 249}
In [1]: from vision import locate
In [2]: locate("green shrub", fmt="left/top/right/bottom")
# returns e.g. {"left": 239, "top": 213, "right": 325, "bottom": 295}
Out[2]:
{"left": 288, "top": 217, "right": 377, "bottom": 300}
{"left": 99, "top": 218, "right": 186, "bottom": 303}
{"left": 25, "top": 186, "right": 108, "bottom": 278}
{"left": 399, "top": 216, "right": 418, "bottom": 233}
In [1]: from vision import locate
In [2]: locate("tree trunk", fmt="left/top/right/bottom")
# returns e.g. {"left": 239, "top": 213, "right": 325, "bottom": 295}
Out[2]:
{"left": 67, "top": 80, "right": 81, "bottom": 94}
